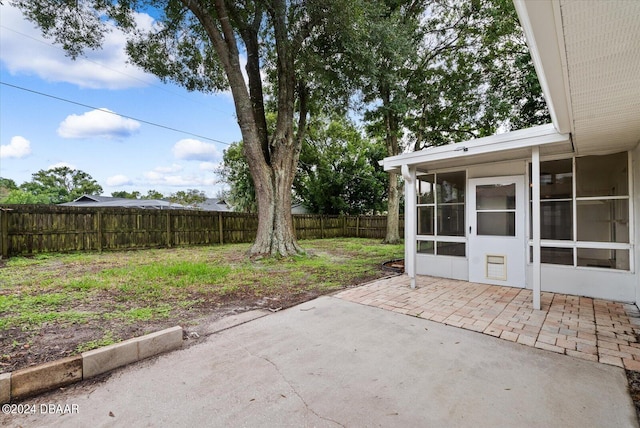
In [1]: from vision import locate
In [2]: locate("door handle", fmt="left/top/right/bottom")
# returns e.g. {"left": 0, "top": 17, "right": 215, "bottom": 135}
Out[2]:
{"left": 469, "top": 226, "right": 472, "bottom": 234}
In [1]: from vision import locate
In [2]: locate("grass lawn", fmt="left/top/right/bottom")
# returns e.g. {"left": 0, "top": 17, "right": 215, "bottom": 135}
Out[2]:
{"left": 0, "top": 238, "right": 403, "bottom": 373}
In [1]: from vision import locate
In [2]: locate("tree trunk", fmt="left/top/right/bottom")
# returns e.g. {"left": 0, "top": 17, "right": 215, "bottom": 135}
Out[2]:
{"left": 244, "top": 0, "right": 304, "bottom": 257}
{"left": 247, "top": 137, "right": 304, "bottom": 258}
{"left": 384, "top": 171, "right": 401, "bottom": 244}
{"left": 185, "top": 0, "right": 304, "bottom": 258}
{"left": 382, "top": 86, "right": 402, "bottom": 244}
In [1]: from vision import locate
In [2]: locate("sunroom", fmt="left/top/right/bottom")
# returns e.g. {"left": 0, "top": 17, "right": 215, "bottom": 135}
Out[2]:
{"left": 382, "top": 0, "right": 640, "bottom": 308}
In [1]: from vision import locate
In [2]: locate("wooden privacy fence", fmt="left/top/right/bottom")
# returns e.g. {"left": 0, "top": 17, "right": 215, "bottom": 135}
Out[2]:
{"left": 0, "top": 205, "right": 404, "bottom": 258}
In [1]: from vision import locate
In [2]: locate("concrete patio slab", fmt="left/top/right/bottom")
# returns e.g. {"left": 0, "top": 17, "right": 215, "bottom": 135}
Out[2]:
{"left": 2, "top": 296, "right": 636, "bottom": 427}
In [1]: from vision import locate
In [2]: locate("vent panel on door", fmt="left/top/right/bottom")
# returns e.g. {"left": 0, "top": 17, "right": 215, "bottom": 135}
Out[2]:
{"left": 486, "top": 255, "right": 506, "bottom": 280}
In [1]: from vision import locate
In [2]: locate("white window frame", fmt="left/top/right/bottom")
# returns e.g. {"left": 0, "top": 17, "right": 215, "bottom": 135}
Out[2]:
{"left": 416, "top": 170, "right": 467, "bottom": 257}
{"left": 526, "top": 151, "right": 634, "bottom": 272}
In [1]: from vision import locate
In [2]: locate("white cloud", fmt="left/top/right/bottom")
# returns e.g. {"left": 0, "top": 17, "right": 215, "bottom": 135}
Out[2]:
{"left": 47, "top": 162, "right": 76, "bottom": 170}
{"left": 172, "top": 139, "right": 220, "bottom": 161}
{"left": 0, "top": 136, "right": 31, "bottom": 159}
{"left": 106, "top": 174, "right": 132, "bottom": 186}
{"left": 199, "top": 161, "right": 219, "bottom": 171}
{"left": 143, "top": 165, "right": 214, "bottom": 187}
{"left": 0, "top": 4, "right": 156, "bottom": 89}
{"left": 57, "top": 109, "right": 141, "bottom": 139}
{"left": 153, "top": 164, "right": 183, "bottom": 174}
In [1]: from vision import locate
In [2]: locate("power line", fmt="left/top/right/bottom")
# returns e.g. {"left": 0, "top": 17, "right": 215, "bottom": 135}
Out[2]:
{"left": 0, "top": 81, "right": 233, "bottom": 146}
{"left": 0, "top": 25, "right": 157, "bottom": 88}
{"left": 0, "top": 24, "right": 234, "bottom": 117}
{"left": 1, "top": 81, "right": 383, "bottom": 186}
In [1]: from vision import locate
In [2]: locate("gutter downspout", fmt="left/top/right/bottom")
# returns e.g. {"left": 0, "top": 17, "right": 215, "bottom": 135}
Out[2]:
{"left": 402, "top": 164, "right": 417, "bottom": 289}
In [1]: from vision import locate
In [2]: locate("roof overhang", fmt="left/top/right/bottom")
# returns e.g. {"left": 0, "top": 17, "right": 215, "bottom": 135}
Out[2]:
{"left": 384, "top": 124, "right": 571, "bottom": 173}
{"left": 382, "top": 0, "right": 639, "bottom": 173}
{"left": 514, "top": 0, "right": 640, "bottom": 155}
{"left": 513, "top": 0, "right": 572, "bottom": 136}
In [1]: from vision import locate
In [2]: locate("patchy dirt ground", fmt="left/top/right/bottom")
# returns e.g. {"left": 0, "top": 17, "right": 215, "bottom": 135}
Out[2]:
{"left": 0, "top": 287, "right": 353, "bottom": 374}
{"left": 0, "top": 239, "right": 403, "bottom": 374}
{"left": 4, "top": 243, "right": 640, "bottom": 422}
{"left": 627, "top": 370, "right": 640, "bottom": 422}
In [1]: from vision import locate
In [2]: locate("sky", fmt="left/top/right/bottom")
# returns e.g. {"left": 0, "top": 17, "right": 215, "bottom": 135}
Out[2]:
{"left": 0, "top": 3, "right": 243, "bottom": 198}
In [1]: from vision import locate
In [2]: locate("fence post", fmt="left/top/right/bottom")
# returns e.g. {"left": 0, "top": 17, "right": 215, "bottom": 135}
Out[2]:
{"left": 166, "top": 211, "right": 172, "bottom": 248}
{"left": 342, "top": 215, "right": 346, "bottom": 237}
{"left": 356, "top": 215, "right": 360, "bottom": 238}
{"left": 320, "top": 215, "right": 324, "bottom": 239}
{"left": 96, "top": 210, "right": 102, "bottom": 252}
{"left": 218, "top": 212, "right": 224, "bottom": 245}
{"left": 0, "top": 209, "right": 9, "bottom": 258}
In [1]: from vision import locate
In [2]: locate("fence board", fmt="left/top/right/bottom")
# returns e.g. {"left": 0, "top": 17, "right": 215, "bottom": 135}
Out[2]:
{"left": 0, "top": 205, "right": 404, "bottom": 257}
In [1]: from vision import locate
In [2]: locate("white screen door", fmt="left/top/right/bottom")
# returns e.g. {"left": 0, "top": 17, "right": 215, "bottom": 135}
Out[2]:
{"left": 468, "top": 176, "right": 526, "bottom": 287}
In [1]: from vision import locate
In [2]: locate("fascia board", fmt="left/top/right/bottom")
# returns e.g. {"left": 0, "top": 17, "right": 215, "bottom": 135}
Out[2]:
{"left": 383, "top": 124, "right": 569, "bottom": 171}
{"left": 513, "top": 0, "right": 572, "bottom": 134}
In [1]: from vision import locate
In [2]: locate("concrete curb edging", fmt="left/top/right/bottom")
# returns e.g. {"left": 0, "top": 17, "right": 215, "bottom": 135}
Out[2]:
{"left": 1, "top": 326, "right": 183, "bottom": 404}
{"left": 0, "top": 372, "right": 11, "bottom": 404}
{"left": 11, "top": 356, "right": 83, "bottom": 401}
{"left": 82, "top": 326, "right": 183, "bottom": 379}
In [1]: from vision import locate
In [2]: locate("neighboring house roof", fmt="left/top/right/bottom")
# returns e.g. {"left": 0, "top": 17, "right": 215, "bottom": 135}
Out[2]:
{"left": 60, "top": 195, "right": 304, "bottom": 213}
{"left": 71, "top": 195, "right": 116, "bottom": 203}
{"left": 61, "top": 195, "right": 235, "bottom": 211}
{"left": 194, "top": 198, "right": 232, "bottom": 212}
{"left": 60, "top": 195, "right": 186, "bottom": 210}
{"left": 291, "top": 203, "right": 310, "bottom": 215}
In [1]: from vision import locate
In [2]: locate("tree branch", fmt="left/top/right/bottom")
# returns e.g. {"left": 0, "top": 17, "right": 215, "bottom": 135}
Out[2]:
{"left": 227, "top": 2, "right": 270, "bottom": 162}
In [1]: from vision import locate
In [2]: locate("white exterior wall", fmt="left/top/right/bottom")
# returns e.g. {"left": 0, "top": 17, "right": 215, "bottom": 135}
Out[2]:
{"left": 467, "top": 160, "right": 526, "bottom": 179}
{"left": 523, "top": 265, "right": 635, "bottom": 302}
{"left": 415, "top": 254, "right": 468, "bottom": 280}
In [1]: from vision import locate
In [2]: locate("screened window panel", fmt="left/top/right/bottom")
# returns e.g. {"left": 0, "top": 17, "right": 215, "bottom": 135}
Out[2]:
{"left": 417, "top": 175, "right": 435, "bottom": 204}
{"left": 417, "top": 206, "right": 434, "bottom": 236}
{"left": 577, "top": 248, "right": 629, "bottom": 270}
{"left": 437, "top": 242, "right": 465, "bottom": 257}
{"left": 437, "top": 204, "right": 465, "bottom": 236}
{"left": 541, "top": 247, "right": 573, "bottom": 265}
{"left": 541, "top": 201, "right": 572, "bottom": 240}
{"left": 540, "top": 159, "right": 573, "bottom": 199}
{"left": 417, "top": 240, "right": 434, "bottom": 254}
{"left": 576, "top": 199, "right": 629, "bottom": 243}
{"left": 576, "top": 152, "right": 628, "bottom": 197}
{"left": 437, "top": 172, "right": 465, "bottom": 203}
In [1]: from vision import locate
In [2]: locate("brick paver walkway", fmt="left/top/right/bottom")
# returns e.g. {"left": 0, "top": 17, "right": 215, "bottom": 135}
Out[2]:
{"left": 336, "top": 274, "right": 640, "bottom": 371}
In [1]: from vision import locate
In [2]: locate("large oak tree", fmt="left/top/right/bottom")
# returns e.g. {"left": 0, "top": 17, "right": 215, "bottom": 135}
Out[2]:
{"left": 12, "top": 0, "right": 354, "bottom": 257}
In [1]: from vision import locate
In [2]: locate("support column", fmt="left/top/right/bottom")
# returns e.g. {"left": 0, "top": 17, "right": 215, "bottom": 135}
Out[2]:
{"left": 532, "top": 147, "right": 541, "bottom": 310}
{"left": 402, "top": 164, "right": 417, "bottom": 289}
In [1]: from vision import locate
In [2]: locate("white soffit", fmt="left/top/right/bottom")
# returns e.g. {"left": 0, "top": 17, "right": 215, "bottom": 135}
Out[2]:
{"left": 518, "top": 0, "right": 640, "bottom": 155}
{"left": 559, "top": 0, "right": 640, "bottom": 155}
